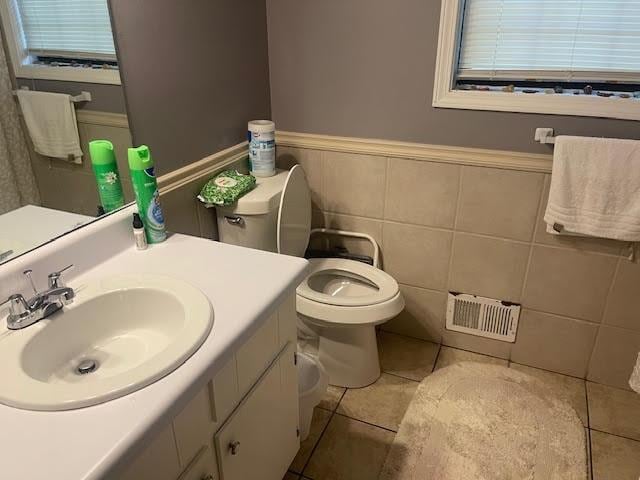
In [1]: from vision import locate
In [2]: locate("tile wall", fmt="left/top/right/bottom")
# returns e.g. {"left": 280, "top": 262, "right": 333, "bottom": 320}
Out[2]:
{"left": 277, "top": 146, "right": 640, "bottom": 391}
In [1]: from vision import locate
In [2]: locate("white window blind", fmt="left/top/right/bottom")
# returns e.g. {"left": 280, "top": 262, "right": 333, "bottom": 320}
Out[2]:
{"left": 15, "top": 0, "right": 116, "bottom": 61}
{"left": 457, "top": 0, "right": 640, "bottom": 83}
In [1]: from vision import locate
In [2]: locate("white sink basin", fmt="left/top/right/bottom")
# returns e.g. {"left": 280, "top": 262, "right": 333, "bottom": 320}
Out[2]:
{"left": 0, "top": 274, "right": 213, "bottom": 411}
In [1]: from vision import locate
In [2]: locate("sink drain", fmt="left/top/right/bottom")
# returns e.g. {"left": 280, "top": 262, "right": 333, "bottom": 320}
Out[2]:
{"left": 76, "top": 359, "right": 99, "bottom": 375}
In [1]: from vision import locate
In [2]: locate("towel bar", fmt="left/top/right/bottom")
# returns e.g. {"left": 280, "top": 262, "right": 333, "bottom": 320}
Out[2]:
{"left": 534, "top": 128, "right": 556, "bottom": 145}
{"left": 13, "top": 88, "right": 92, "bottom": 103}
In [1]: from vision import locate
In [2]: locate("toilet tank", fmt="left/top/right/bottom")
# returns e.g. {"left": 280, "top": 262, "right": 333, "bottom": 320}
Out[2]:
{"left": 216, "top": 170, "right": 290, "bottom": 252}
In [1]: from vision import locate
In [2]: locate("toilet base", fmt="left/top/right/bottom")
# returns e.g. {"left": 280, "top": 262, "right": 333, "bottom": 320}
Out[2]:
{"left": 317, "top": 325, "right": 381, "bottom": 388}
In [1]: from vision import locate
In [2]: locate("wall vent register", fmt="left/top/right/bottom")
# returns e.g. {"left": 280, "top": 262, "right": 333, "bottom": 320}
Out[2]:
{"left": 446, "top": 292, "right": 520, "bottom": 343}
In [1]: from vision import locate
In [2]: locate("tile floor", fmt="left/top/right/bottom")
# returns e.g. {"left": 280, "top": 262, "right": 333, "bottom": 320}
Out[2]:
{"left": 285, "top": 331, "right": 640, "bottom": 480}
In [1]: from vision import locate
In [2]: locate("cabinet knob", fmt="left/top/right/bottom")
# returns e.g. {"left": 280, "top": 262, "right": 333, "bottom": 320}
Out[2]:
{"left": 228, "top": 440, "right": 240, "bottom": 455}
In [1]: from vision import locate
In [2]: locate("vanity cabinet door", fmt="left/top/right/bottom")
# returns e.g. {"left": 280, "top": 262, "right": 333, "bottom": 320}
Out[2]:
{"left": 214, "top": 343, "right": 299, "bottom": 480}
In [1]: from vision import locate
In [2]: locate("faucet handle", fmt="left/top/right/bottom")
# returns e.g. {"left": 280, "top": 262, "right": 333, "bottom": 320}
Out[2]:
{"left": 48, "top": 264, "right": 74, "bottom": 289}
{"left": 23, "top": 269, "right": 38, "bottom": 295}
{"left": 1, "top": 294, "right": 30, "bottom": 318}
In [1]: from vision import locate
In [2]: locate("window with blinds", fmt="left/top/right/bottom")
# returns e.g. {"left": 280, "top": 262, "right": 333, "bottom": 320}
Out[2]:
{"left": 15, "top": 0, "right": 116, "bottom": 62}
{"left": 457, "top": 0, "right": 640, "bottom": 85}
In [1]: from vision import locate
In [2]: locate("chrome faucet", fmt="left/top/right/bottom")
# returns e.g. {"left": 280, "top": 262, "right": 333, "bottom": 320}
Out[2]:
{"left": 1, "top": 265, "right": 75, "bottom": 330}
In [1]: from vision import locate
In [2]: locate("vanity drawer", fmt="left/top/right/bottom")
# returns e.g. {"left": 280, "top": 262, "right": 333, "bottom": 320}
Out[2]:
{"left": 235, "top": 312, "right": 279, "bottom": 396}
{"left": 178, "top": 445, "right": 219, "bottom": 480}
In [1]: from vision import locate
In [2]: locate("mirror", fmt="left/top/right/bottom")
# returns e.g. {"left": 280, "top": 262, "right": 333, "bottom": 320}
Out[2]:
{"left": 0, "top": 0, "right": 132, "bottom": 264}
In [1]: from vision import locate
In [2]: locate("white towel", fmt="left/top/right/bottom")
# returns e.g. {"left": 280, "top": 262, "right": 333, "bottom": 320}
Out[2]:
{"left": 544, "top": 136, "right": 640, "bottom": 242}
{"left": 631, "top": 353, "right": 640, "bottom": 394}
{"left": 16, "top": 90, "right": 83, "bottom": 164}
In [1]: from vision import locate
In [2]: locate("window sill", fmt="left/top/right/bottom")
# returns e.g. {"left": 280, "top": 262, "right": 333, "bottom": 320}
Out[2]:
{"left": 15, "top": 64, "right": 121, "bottom": 85}
{"left": 432, "top": 88, "right": 640, "bottom": 121}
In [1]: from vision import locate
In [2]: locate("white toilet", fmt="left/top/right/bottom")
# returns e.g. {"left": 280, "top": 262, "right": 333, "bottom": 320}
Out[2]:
{"left": 216, "top": 166, "right": 404, "bottom": 388}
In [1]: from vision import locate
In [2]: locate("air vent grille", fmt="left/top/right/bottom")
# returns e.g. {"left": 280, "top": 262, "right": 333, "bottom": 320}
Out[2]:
{"left": 446, "top": 292, "right": 520, "bottom": 343}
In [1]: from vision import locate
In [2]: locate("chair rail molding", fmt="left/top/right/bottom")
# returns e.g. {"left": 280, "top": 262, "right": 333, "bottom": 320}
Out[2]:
{"left": 276, "top": 131, "right": 553, "bottom": 173}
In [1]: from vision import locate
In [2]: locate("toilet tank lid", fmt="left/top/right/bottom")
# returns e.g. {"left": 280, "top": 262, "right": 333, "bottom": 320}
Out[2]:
{"left": 218, "top": 169, "right": 290, "bottom": 215}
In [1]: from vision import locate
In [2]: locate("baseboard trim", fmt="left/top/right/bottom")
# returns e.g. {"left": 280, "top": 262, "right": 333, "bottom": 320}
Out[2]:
{"left": 276, "top": 131, "right": 553, "bottom": 173}
{"left": 76, "top": 110, "right": 129, "bottom": 129}
{"left": 158, "top": 141, "right": 248, "bottom": 194}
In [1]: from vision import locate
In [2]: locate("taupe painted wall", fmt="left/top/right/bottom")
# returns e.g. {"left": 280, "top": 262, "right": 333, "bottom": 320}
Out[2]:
{"left": 109, "top": 0, "right": 271, "bottom": 175}
{"left": 266, "top": 0, "right": 639, "bottom": 154}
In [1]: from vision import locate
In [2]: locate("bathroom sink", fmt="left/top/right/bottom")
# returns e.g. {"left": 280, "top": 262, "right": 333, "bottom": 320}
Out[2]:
{"left": 0, "top": 274, "right": 213, "bottom": 411}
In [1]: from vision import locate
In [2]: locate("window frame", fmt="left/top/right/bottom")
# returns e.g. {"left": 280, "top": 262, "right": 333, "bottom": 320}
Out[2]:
{"left": 433, "top": 0, "right": 640, "bottom": 121}
{"left": 0, "top": 0, "right": 121, "bottom": 85}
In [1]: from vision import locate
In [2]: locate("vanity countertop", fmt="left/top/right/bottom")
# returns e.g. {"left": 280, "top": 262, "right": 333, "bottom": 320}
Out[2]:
{"left": 0, "top": 233, "right": 308, "bottom": 480}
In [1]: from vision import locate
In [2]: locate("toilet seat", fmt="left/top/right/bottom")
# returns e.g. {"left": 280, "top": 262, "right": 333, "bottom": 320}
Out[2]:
{"left": 297, "top": 258, "right": 399, "bottom": 307}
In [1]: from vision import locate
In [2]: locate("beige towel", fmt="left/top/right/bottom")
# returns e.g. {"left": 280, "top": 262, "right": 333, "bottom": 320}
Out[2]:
{"left": 16, "top": 89, "right": 83, "bottom": 163}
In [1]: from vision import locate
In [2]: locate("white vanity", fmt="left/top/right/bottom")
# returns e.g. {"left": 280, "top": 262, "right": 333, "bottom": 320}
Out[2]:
{"left": 0, "top": 206, "right": 308, "bottom": 480}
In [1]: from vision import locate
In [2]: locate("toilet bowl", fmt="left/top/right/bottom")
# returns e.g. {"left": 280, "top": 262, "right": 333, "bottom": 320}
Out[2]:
{"left": 297, "top": 254, "right": 404, "bottom": 388}
{"left": 215, "top": 166, "right": 404, "bottom": 389}
{"left": 297, "top": 352, "right": 328, "bottom": 441}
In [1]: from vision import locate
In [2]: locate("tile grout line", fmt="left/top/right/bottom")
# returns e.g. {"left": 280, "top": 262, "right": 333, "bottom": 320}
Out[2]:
{"left": 331, "top": 411, "right": 399, "bottom": 434}
{"left": 431, "top": 343, "right": 443, "bottom": 373}
{"left": 439, "top": 343, "right": 509, "bottom": 364}
{"left": 517, "top": 174, "right": 547, "bottom": 304}
{"left": 588, "top": 427, "right": 640, "bottom": 444}
{"left": 298, "top": 406, "right": 338, "bottom": 478}
{"left": 587, "top": 427, "right": 594, "bottom": 480}
{"left": 584, "top": 374, "right": 591, "bottom": 430}
{"left": 321, "top": 208, "right": 624, "bottom": 259}
{"left": 381, "top": 371, "right": 421, "bottom": 384}
{"left": 320, "top": 208, "right": 626, "bottom": 259}
{"left": 509, "top": 359, "right": 591, "bottom": 382}
{"left": 297, "top": 353, "right": 348, "bottom": 478}
{"left": 584, "top": 255, "right": 622, "bottom": 381}
{"left": 443, "top": 165, "right": 465, "bottom": 294}
{"left": 382, "top": 156, "right": 391, "bottom": 221}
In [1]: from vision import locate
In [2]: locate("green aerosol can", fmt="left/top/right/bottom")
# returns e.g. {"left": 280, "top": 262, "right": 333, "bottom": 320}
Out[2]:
{"left": 128, "top": 145, "right": 166, "bottom": 243}
{"left": 89, "top": 140, "right": 125, "bottom": 213}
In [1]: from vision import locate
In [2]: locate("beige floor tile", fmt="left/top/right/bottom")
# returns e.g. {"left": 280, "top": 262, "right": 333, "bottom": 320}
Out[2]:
{"left": 337, "top": 373, "right": 418, "bottom": 431}
{"left": 379, "top": 331, "right": 440, "bottom": 381}
{"left": 303, "top": 414, "right": 395, "bottom": 480}
{"left": 587, "top": 326, "right": 640, "bottom": 390}
{"left": 435, "top": 346, "right": 508, "bottom": 371}
{"left": 591, "top": 430, "right": 640, "bottom": 480}
{"left": 290, "top": 408, "right": 332, "bottom": 474}
{"left": 318, "top": 385, "right": 346, "bottom": 411}
{"left": 510, "top": 363, "right": 588, "bottom": 426}
{"left": 588, "top": 382, "right": 640, "bottom": 441}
